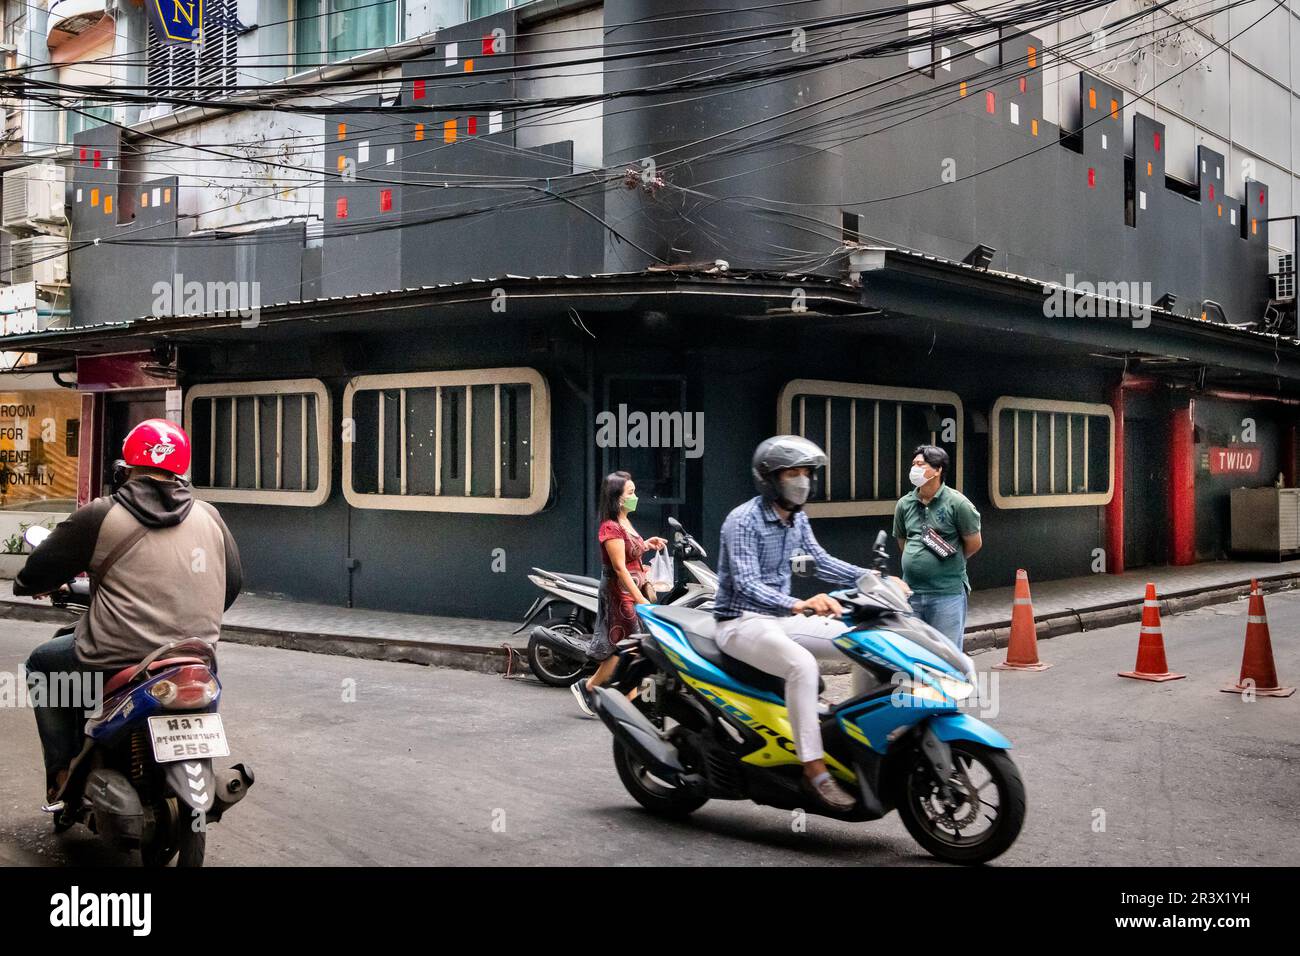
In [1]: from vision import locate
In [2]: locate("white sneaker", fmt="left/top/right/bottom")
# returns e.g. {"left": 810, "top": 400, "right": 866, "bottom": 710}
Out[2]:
{"left": 570, "top": 679, "right": 596, "bottom": 718}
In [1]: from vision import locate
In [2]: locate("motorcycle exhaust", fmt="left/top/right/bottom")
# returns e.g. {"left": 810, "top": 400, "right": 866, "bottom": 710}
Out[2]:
{"left": 591, "top": 688, "right": 704, "bottom": 793}
{"left": 209, "top": 763, "right": 255, "bottom": 821}
{"left": 529, "top": 625, "right": 593, "bottom": 664}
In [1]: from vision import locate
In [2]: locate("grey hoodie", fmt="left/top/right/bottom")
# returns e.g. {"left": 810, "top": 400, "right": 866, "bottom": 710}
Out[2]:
{"left": 15, "top": 477, "right": 242, "bottom": 668}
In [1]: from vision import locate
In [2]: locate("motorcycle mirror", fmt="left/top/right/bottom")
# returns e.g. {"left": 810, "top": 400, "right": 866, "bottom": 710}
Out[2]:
{"left": 23, "top": 525, "right": 51, "bottom": 550}
{"left": 873, "top": 530, "right": 889, "bottom": 551}
{"left": 790, "top": 552, "right": 814, "bottom": 577}
{"left": 667, "top": 516, "right": 683, "bottom": 531}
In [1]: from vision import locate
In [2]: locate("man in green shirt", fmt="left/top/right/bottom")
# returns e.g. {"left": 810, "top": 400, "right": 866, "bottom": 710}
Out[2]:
{"left": 892, "top": 445, "right": 982, "bottom": 650}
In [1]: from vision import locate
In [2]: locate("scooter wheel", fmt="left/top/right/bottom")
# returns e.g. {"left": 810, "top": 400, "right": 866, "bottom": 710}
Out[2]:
{"left": 612, "top": 740, "right": 708, "bottom": 819}
{"left": 895, "top": 741, "right": 1025, "bottom": 865}
{"left": 527, "top": 631, "right": 588, "bottom": 686}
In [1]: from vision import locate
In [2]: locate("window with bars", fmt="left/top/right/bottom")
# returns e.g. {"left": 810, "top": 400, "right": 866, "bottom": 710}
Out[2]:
{"left": 990, "top": 397, "right": 1114, "bottom": 509}
{"left": 777, "top": 380, "right": 964, "bottom": 518}
{"left": 147, "top": 0, "right": 239, "bottom": 101}
{"left": 342, "top": 368, "right": 551, "bottom": 514}
{"left": 184, "top": 380, "right": 332, "bottom": 506}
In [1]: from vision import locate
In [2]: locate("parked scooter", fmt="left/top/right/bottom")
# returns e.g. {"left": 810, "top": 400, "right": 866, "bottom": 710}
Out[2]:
{"left": 24, "top": 525, "right": 254, "bottom": 867}
{"left": 516, "top": 518, "right": 716, "bottom": 686}
{"left": 590, "top": 531, "right": 1024, "bottom": 865}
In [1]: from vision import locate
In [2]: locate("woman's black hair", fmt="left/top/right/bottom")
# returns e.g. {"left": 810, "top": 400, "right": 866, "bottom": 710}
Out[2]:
{"left": 597, "top": 471, "right": 633, "bottom": 524}
{"left": 913, "top": 444, "right": 949, "bottom": 481}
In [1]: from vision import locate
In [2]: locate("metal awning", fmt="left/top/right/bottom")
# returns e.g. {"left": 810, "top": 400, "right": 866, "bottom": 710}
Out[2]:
{"left": 3, "top": 262, "right": 1299, "bottom": 392}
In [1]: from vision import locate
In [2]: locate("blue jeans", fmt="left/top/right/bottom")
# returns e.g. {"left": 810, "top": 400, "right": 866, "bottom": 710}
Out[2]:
{"left": 24, "top": 634, "right": 107, "bottom": 786}
{"left": 909, "top": 592, "right": 968, "bottom": 651}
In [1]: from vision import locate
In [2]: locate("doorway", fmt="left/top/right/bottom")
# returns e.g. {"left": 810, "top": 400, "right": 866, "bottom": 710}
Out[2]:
{"left": 1123, "top": 414, "right": 1169, "bottom": 569}
{"left": 103, "top": 391, "right": 166, "bottom": 489}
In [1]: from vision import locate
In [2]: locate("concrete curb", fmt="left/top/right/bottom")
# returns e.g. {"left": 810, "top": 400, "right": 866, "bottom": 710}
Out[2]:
{"left": 0, "top": 601, "right": 522, "bottom": 675}
{"left": 4, "top": 569, "right": 1297, "bottom": 675}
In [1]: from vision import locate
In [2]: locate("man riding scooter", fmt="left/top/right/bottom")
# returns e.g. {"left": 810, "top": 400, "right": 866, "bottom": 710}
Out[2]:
{"left": 713, "top": 435, "right": 873, "bottom": 812}
{"left": 16, "top": 420, "right": 242, "bottom": 806}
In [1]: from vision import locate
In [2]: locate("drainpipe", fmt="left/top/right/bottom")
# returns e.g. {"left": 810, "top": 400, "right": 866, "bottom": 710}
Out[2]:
{"left": 1169, "top": 399, "right": 1197, "bottom": 565}
{"left": 1202, "top": 389, "right": 1300, "bottom": 406}
{"left": 1284, "top": 424, "right": 1297, "bottom": 488}
{"left": 1106, "top": 374, "right": 1158, "bottom": 575}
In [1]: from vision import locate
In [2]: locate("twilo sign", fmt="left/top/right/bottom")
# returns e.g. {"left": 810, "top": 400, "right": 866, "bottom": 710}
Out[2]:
{"left": 1206, "top": 445, "right": 1261, "bottom": 476}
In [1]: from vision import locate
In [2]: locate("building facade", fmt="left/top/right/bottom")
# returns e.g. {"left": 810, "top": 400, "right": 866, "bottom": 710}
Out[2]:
{"left": 2, "top": 0, "right": 1300, "bottom": 617}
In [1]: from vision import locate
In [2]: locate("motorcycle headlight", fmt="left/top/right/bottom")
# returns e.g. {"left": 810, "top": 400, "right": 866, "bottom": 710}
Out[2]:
{"left": 905, "top": 681, "right": 947, "bottom": 704}
{"left": 937, "top": 675, "right": 976, "bottom": 701}
{"left": 901, "top": 665, "right": 975, "bottom": 702}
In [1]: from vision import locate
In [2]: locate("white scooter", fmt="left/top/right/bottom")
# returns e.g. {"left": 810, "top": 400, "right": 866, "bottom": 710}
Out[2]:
{"left": 515, "top": 518, "right": 717, "bottom": 685}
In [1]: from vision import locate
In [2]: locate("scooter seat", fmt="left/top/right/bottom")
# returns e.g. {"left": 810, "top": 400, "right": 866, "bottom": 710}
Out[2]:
{"left": 103, "top": 657, "right": 207, "bottom": 697}
{"left": 531, "top": 568, "right": 600, "bottom": 590}
{"left": 651, "top": 606, "right": 819, "bottom": 700}
{"left": 553, "top": 571, "right": 600, "bottom": 589}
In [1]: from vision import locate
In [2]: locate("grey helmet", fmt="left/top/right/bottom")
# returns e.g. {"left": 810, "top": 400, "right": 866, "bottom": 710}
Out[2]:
{"left": 752, "top": 435, "right": 827, "bottom": 505}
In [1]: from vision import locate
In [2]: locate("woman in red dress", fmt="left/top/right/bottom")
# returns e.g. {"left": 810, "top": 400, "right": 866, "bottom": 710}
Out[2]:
{"left": 571, "top": 471, "right": 667, "bottom": 717}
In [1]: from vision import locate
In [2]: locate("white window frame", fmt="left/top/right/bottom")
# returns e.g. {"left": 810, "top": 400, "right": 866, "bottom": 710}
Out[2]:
{"left": 989, "top": 396, "right": 1115, "bottom": 510}
{"left": 184, "top": 379, "right": 332, "bottom": 507}
{"left": 342, "top": 367, "right": 551, "bottom": 515}
{"left": 776, "top": 379, "right": 964, "bottom": 518}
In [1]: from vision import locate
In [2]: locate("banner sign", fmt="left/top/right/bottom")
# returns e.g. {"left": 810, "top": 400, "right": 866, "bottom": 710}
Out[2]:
{"left": 147, "top": 0, "right": 203, "bottom": 45}
{"left": 1206, "top": 445, "right": 1262, "bottom": 476}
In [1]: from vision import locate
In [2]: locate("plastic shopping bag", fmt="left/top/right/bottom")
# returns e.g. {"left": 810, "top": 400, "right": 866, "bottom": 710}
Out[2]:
{"left": 648, "top": 549, "right": 674, "bottom": 592}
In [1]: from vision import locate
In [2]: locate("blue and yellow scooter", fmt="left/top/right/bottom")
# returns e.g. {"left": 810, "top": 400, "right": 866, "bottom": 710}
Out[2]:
{"left": 591, "top": 532, "right": 1025, "bottom": 865}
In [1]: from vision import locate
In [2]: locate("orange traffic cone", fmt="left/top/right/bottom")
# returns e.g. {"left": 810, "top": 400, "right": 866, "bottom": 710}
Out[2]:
{"left": 1119, "top": 584, "right": 1185, "bottom": 682}
{"left": 993, "top": 569, "right": 1052, "bottom": 671}
{"left": 1220, "top": 580, "right": 1295, "bottom": 697}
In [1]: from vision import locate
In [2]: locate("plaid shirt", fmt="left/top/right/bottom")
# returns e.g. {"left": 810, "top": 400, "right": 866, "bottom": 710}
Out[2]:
{"left": 713, "top": 496, "right": 868, "bottom": 620}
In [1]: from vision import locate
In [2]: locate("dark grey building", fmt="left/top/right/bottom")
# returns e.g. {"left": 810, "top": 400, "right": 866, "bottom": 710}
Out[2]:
{"left": 6, "top": 0, "right": 1300, "bottom": 617}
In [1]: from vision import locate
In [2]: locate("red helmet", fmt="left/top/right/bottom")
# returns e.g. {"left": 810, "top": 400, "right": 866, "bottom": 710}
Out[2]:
{"left": 122, "top": 419, "right": 191, "bottom": 477}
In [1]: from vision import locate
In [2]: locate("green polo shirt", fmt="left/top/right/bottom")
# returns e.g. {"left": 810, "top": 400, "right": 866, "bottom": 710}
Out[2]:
{"left": 892, "top": 484, "right": 981, "bottom": 595}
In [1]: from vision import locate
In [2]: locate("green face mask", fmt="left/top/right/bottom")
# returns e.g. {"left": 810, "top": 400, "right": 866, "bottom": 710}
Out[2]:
{"left": 622, "top": 495, "right": 639, "bottom": 513}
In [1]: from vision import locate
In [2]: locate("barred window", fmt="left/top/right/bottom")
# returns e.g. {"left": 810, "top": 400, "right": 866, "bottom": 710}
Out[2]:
{"left": 147, "top": 0, "right": 238, "bottom": 101}
{"left": 342, "top": 368, "right": 551, "bottom": 514}
{"left": 990, "top": 397, "right": 1114, "bottom": 509}
{"left": 777, "top": 380, "right": 964, "bottom": 517}
{"left": 185, "top": 380, "right": 331, "bottom": 507}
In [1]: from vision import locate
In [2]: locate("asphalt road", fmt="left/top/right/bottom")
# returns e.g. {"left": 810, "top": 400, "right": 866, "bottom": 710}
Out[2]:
{"left": 1, "top": 590, "right": 1297, "bottom": 867}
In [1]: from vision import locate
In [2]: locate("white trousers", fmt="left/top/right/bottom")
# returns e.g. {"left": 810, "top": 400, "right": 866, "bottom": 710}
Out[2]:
{"left": 714, "top": 612, "right": 871, "bottom": 762}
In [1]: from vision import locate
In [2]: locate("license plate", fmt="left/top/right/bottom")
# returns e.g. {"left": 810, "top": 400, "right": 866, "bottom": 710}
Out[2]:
{"left": 147, "top": 714, "right": 230, "bottom": 764}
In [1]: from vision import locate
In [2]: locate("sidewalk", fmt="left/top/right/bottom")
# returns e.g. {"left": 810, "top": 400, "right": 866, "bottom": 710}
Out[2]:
{"left": 2, "top": 558, "right": 1296, "bottom": 673}
{"left": 964, "top": 558, "right": 1300, "bottom": 649}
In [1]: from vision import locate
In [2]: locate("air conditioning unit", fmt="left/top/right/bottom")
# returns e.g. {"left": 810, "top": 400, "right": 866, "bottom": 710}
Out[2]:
{"left": 9, "top": 235, "right": 68, "bottom": 286}
{"left": 1273, "top": 253, "right": 1296, "bottom": 302}
{"left": 2, "top": 164, "right": 67, "bottom": 233}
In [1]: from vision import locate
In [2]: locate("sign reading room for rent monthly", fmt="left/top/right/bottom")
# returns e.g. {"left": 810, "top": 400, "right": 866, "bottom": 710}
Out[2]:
{"left": 147, "top": 0, "right": 203, "bottom": 44}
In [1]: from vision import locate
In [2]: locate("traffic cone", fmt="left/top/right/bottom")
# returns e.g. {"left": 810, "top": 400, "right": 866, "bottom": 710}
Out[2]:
{"left": 1118, "top": 584, "right": 1185, "bottom": 682}
{"left": 1220, "top": 580, "right": 1295, "bottom": 697}
{"left": 993, "top": 569, "right": 1052, "bottom": 671}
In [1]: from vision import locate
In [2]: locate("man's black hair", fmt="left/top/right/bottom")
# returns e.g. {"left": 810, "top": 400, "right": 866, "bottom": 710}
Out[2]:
{"left": 913, "top": 444, "right": 949, "bottom": 481}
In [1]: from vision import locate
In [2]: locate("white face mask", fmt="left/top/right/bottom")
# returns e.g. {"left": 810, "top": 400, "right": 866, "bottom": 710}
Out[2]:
{"left": 909, "top": 465, "right": 932, "bottom": 489}
{"left": 779, "top": 475, "right": 811, "bottom": 506}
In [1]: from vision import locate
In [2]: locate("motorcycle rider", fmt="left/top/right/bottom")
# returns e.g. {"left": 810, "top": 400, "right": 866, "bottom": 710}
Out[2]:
{"left": 713, "top": 435, "right": 869, "bottom": 812}
{"left": 16, "top": 419, "right": 242, "bottom": 805}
